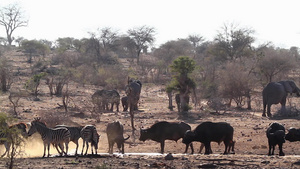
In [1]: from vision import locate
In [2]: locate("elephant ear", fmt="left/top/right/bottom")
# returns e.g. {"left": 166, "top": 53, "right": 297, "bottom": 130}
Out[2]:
{"left": 280, "top": 81, "right": 293, "bottom": 93}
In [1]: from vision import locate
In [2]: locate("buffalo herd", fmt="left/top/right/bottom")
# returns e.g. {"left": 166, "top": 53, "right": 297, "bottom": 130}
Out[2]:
{"left": 135, "top": 121, "right": 299, "bottom": 156}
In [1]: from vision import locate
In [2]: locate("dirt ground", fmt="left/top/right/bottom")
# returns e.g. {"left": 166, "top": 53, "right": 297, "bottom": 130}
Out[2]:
{"left": 0, "top": 52, "right": 299, "bottom": 168}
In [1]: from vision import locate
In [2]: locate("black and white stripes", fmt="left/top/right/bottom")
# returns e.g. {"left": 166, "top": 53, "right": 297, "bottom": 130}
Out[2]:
{"left": 28, "top": 118, "right": 70, "bottom": 157}
{"left": 80, "top": 125, "right": 100, "bottom": 155}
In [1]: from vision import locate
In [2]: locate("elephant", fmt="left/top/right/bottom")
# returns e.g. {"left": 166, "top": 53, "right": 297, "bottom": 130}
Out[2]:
{"left": 262, "top": 80, "right": 300, "bottom": 117}
{"left": 125, "top": 79, "right": 142, "bottom": 131}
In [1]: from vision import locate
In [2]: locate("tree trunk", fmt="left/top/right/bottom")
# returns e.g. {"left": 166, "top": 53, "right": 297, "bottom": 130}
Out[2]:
{"left": 246, "top": 93, "right": 252, "bottom": 110}
{"left": 179, "top": 92, "right": 189, "bottom": 113}
{"left": 167, "top": 91, "right": 173, "bottom": 111}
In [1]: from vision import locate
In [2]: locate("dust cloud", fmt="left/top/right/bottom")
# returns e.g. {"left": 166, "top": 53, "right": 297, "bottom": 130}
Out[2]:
{"left": 0, "top": 133, "right": 81, "bottom": 158}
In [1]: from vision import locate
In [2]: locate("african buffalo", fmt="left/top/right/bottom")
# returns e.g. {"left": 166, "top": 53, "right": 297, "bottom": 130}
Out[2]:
{"left": 139, "top": 121, "right": 194, "bottom": 154}
{"left": 285, "top": 127, "right": 300, "bottom": 142}
{"left": 182, "top": 121, "right": 234, "bottom": 155}
{"left": 266, "top": 122, "right": 285, "bottom": 156}
{"left": 106, "top": 121, "right": 130, "bottom": 154}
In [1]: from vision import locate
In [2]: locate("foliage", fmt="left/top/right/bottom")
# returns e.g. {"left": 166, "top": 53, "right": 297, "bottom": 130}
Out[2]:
{"left": 167, "top": 56, "right": 196, "bottom": 113}
{"left": 127, "top": 25, "right": 156, "bottom": 64}
{"left": 55, "top": 37, "right": 77, "bottom": 52}
{"left": 257, "top": 47, "right": 295, "bottom": 84}
{"left": 219, "top": 63, "right": 256, "bottom": 108}
{"left": 93, "top": 65, "right": 128, "bottom": 89}
{"left": 45, "top": 68, "right": 71, "bottom": 96}
{"left": 21, "top": 40, "right": 50, "bottom": 63}
{"left": 0, "top": 113, "right": 26, "bottom": 169}
{"left": 0, "top": 57, "right": 13, "bottom": 92}
{"left": 24, "top": 72, "right": 47, "bottom": 98}
{"left": 213, "top": 23, "right": 254, "bottom": 61}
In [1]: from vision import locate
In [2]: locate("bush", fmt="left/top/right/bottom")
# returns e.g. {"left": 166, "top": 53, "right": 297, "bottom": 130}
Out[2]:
{"left": 92, "top": 65, "right": 128, "bottom": 90}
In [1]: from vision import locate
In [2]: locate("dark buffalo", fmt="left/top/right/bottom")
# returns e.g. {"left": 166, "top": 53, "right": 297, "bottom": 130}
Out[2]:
{"left": 106, "top": 121, "right": 130, "bottom": 154}
{"left": 285, "top": 127, "right": 300, "bottom": 142}
{"left": 266, "top": 122, "right": 285, "bottom": 156}
{"left": 182, "top": 121, "right": 234, "bottom": 155}
{"left": 139, "top": 121, "right": 194, "bottom": 154}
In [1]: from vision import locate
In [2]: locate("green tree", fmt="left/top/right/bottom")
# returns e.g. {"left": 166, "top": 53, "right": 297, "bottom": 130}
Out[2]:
{"left": 25, "top": 72, "right": 47, "bottom": 99}
{"left": 153, "top": 39, "right": 193, "bottom": 81}
{"left": 21, "top": 40, "right": 49, "bottom": 63}
{"left": 0, "top": 4, "right": 28, "bottom": 45}
{"left": 167, "top": 56, "right": 196, "bottom": 113}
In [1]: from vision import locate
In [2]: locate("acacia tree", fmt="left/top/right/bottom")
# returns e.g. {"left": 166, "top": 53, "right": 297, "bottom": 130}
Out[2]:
{"left": 21, "top": 40, "right": 49, "bottom": 63}
{"left": 127, "top": 25, "right": 155, "bottom": 64}
{"left": 167, "top": 56, "right": 196, "bottom": 113}
{"left": 0, "top": 4, "right": 28, "bottom": 45}
{"left": 187, "top": 34, "right": 204, "bottom": 58}
{"left": 257, "top": 47, "right": 295, "bottom": 84}
{"left": 213, "top": 23, "right": 254, "bottom": 61}
{"left": 99, "top": 27, "right": 119, "bottom": 54}
{"left": 153, "top": 39, "right": 193, "bottom": 81}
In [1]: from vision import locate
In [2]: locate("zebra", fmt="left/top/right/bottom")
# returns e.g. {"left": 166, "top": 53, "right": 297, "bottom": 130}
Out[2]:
{"left": 0, "top": 122, "right": 28, "bottom": 157}
{"left": 27, "top": 118, "right": 70, "bottom": 157}
{"left": 80, "top": 125, "right": 100, "bottom": 155}
{"left": 92, "top": 89, "right": 120, "bottom": 112}
{"left": 55, "top": 125, "right": 83, "bottom": 155}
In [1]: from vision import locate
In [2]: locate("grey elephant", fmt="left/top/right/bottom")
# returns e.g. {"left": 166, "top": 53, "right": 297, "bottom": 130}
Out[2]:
{"left": 262, "top": 80, "right": 300, "bottom": 117}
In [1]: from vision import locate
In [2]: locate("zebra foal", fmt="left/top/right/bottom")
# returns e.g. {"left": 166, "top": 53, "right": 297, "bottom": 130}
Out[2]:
{"left": 81, "top": 125, "right": 100, "bottom": 155}
{"left": 28, "top": 118, "right": 70, "bottom": 157}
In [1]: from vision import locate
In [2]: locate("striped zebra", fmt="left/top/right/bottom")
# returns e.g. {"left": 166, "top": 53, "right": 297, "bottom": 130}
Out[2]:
{"left": 0, "top": 122, "right": 28, "bottom": 157}
{"left": 80, "top": 125, "right": 100, "bottom": 155}
{"left": 28, "top": 118, "right": 70, "bottom": 157}
{"left": 55, "top": 125, "right": 83, "bottom": 155}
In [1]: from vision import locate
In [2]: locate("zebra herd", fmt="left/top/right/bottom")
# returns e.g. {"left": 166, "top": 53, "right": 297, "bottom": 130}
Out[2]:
{"left": 0, "top": 118, "right": 100, "bottom": 158}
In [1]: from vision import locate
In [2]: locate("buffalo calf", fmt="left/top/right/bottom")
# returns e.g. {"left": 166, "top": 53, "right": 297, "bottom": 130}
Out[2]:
{"left": 139, "top": 121, "right": 194, "bottom": 154}
{"left": 182, "top": 121, "right": 234, "bottom": 155}
{"left": 266, "top": 122, "right": 285, "bottom": 156}
{"left": 106, "top": 121, "right": 129, "bottom": 154}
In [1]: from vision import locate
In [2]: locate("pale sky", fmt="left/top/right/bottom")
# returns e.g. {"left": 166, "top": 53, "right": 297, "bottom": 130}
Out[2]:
{"left": 0, "top": 0, "right": 300, "bottom": 48}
